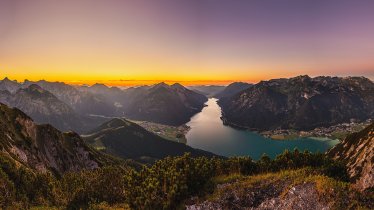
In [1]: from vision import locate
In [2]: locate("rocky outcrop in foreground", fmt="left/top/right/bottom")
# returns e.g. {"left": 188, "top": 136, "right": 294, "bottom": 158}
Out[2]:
{"left": 328, "top": 122, "right": 374, "bottom": 190}
{"left": 188, "top": 182, "right": 326, "bottom": 210}
{"left": 186, "top": 169, "right": 372, "bottom": 210}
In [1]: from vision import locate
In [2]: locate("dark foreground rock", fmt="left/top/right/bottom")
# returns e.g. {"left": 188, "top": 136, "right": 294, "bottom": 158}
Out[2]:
{"left": 328, "top": 122, "right": 374, "bottom": 191}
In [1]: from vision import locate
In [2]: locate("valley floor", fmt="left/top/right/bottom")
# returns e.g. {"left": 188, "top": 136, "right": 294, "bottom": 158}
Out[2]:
{"left": 131, "top": 120, "right": 189, "bottom": 144}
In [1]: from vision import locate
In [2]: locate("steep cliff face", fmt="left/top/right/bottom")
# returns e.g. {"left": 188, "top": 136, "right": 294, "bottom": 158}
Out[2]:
{"left": 219, "top": 76, "right": 374, "bottom": 131}
{"left": 0, "top": 103, "right": 112, "bottom": 175}
{"left": 328, "top": 123, "right": 374, "bottom": 190}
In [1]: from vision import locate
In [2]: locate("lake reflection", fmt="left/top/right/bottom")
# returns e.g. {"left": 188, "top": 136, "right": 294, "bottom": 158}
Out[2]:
{"left": 186, "top": 98, "right": 339, "bottom": 159}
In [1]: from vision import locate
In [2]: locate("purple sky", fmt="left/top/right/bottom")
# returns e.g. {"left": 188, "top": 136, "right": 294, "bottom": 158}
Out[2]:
{"left": 0, "top": 0, "right": 373, "bottom": 84}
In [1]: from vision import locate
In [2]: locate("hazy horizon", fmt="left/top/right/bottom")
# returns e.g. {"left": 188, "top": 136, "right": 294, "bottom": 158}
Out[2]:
{"left": 1, "top": 74, "right": 373, "bottom": 88}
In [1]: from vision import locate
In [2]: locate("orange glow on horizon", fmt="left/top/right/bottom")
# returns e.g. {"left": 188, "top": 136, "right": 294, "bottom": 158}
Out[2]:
{"left": 66, "top": 79, "right": 253, "bottom": 87}
{"left": 2, "top": 66, "right": 373, "bottom": 87}
{"left": 0, "top": 76, "right": 258, "bottom": 87}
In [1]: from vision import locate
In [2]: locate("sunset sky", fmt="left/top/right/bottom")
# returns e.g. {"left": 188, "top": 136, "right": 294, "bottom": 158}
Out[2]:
{"left": 0, "top": 0, "right": 373, "bottom": 86}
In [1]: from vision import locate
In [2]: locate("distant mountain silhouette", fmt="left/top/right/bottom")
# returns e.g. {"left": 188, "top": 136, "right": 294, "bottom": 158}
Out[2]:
{"left": 0, "top": 78, "right": 208, "bottom": 130}
{"left": 121, "top": 83, "right": 207, "bottom": 125}
{"left": 214, "top": 82, "right": 252, "bottom": 99}
{"left": 0, "top": 77, "right": 21, "bottom": 93}
{"left": 188, "top": 85, "right": 225, "bottom": 97}
{"left": 23, "top": 80, "right": 118, "bottom": 116}
{"left": 78, "top": 83, "right": 126, "bottom": 112}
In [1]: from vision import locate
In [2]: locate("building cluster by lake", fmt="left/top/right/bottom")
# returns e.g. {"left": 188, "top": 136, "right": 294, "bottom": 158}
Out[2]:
{"left": 261, "top": 119, "right": 372, "bottom": 140}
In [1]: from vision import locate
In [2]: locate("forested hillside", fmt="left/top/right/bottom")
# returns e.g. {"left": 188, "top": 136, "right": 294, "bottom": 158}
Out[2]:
{"left": 2, "top": 150, "right": 371, "bottom": 209}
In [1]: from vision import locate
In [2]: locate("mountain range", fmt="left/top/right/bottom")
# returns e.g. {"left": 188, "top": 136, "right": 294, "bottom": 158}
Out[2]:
{"left": 120, "top": 82, "right": 207, "bottom": 125}
{"left": 0, "top": 77, "right": 21, "bottom": 94}
{"left": 189, "top": 82, "right": 252, "bottom": 99}
{"left": 0, "top": 93, "right": 373, "bottom": 209}
{"left": 1, "top": 76, "right": 373, "bottom": 134}
{"left": 78, "top": 83, "right": 126, "bottom": 114}
{"left": 0, "top": 102, "right": 214, "bottom": 174}
{"left": 23, "top": 80, "right": 117, "bottom": 117}
{"left": 219, "top": 76, "right": 374, "bottom": 131}
{"left": 0, "top": 78, "right": 208, "bottom": 132}
{"left": 214, "top": 82, "right": 253, "bottom": 99}
{"left": 0, "top": 84, "right": 108, "bottom": 133}
{"left": 188, "top": 85, "right": 225, "bottom": 97}
{"left": 79, "top": 82, "right": 209, "bottom": 125}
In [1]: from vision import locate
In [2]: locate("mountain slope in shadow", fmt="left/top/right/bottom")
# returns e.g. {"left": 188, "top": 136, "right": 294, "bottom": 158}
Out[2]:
{"left": 0, "top": 103, "right": 119, "bottom": 175}
{"left": 82, "top": 118, "right": 215, "bottom": 163}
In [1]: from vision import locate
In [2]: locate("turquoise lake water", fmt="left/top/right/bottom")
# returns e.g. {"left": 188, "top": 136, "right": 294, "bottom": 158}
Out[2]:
{"left": 186, "top": 98, "right": 339, "bottom": 159}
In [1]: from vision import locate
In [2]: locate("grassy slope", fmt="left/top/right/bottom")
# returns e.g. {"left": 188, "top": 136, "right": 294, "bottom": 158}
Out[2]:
{"left": 190, "top": 168, "right": 373, "bottom": 209}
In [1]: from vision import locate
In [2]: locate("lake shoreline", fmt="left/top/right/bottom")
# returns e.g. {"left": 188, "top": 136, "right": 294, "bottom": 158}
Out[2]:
{"left": 186, "top": 98, "right": 339, "bottom": 159}
{"left": 220, "top": 112, "right": 371, "bottom": 141}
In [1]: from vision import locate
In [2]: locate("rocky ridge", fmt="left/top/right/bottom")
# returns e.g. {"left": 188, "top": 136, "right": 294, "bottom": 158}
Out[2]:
{"left": 0, "top": 103, "right": 115, "bottom": 175}
{"left": 328, "top": 122, "right": 374, "bottom": 190}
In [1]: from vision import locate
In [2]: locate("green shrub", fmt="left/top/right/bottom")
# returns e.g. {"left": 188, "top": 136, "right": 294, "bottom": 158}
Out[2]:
{"left": 0, "top": 150, "right": 350, "bottom": 209}
{"left": 0, "top": 168, "right": 15, "bottom": 208}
